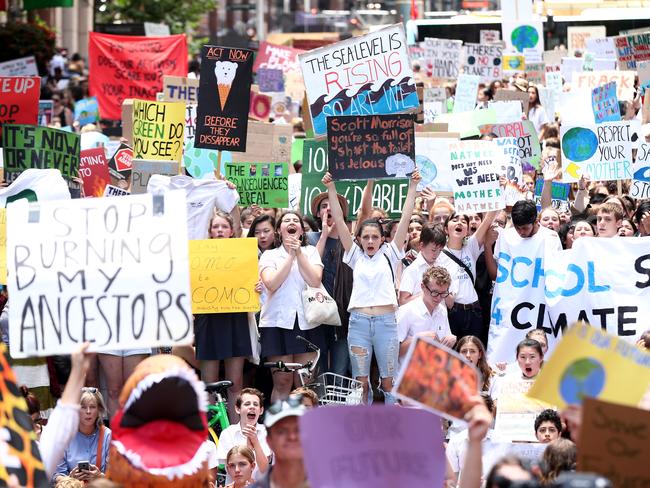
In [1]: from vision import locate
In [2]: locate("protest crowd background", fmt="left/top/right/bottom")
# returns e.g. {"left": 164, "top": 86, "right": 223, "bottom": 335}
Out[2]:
{"left": 1, "top": 0, "right": 650, "bottom": 487}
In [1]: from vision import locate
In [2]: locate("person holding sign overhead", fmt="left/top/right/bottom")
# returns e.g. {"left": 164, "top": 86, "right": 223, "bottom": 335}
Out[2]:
{"left": 321, "top": 169, "right": 420, "bottom": 405}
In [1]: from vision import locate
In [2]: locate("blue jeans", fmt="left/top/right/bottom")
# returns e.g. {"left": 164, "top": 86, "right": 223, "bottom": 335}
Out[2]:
{"left": 348, "top": 311, "right": 399, "bottom": 404}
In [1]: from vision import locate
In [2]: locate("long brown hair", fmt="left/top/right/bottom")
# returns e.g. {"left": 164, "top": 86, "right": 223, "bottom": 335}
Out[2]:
{"left": 455, "top": 335, "right": 494, "bottom": 391}
{"left": 540, "top": 438, "right": 576, "bottom": 485}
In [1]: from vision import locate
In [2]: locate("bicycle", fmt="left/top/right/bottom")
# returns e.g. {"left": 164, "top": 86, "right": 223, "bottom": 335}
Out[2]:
{"left": 204, "top": 380, "right": 233, "bottom": 447}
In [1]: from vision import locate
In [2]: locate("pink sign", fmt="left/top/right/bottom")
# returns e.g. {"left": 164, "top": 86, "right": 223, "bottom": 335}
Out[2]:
{"left": 253, "top": 41, "right": 304, "bottom": 74}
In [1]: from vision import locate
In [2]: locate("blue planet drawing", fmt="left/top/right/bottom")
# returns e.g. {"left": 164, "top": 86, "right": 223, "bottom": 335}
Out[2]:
{"left": 183, "top": 139, "right": 222, "bottom": 178}
{"left": 562, "top": 127, "right": 598, "bottom": 162}
{"left": 511, "top": 25, "right": 539, "bottom": 52}
{"left": 559, "top": 358, "right": 606, "bottom": 404}
{"left": 507, "top": 57, "right": 522, "bottom": 70}
{"left": 415, "top": 154, "right": 437, "bottom": 190}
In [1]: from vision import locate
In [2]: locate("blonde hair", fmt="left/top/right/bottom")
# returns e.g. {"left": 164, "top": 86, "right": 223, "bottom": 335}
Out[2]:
{"left": 80, "top": 389, "right": 107, "bottom": 427}
{"left": 291, "top": 387, "right": 319, "bottom": 407}
{"left": 226, "top": 445, "right": 256, "bottom": 465}
{"left": 210, "top": 210, "right": 235, "bottom": 234}
{"left": 55, "top": 476, "right": 84, "bottom": 488}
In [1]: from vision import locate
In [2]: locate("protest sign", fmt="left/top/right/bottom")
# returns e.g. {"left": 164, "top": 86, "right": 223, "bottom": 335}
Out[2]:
{"left": 195, "top": 45, "right": 254, "bottom": 152}
{"left": 73, "top": 97, "right": 99, "bottom": 127}
{"left": 0, "top": 56, "right": 38, "bottom": 77}
{"left": 38, "top": 100, "right": 53, "bottom": 126}
{"left": 567, "top": 26, "right": 606, "bottom": 54}
{"left": 249, "top": 90, "right": 272, "bottom": 121}
{"left": 638, "top": 61, "right": 650, "bottom": 92}
{"left": 0, "top": 209, "right": 5, "bottom": 284}
{"left": 479, "top": 120, "right": 541, "bottom": 169}
{"left": 488, "top": 101, "right": 523, "bottom": 124}
{"left": 257, "top": 68, "right": 284, "bottom": 93}
{"left": 229, "top": 121, "right": 292, "bottom": 163}
{"left": 327, "top": 114, "right": 415, "bottom": 181}
{"left": 162, "top": 75, "right": 199, "bottom": 103}
{"left": 534, "top": 178, "right": 570, "bottom": 212}
{"left": 572, "top": 70, "right": 635, "bottom": 100}
{"left": 502, "top": 20, "right": 544, "bottom": 54}
{"left": 104, "top": 184, "right": 130, "bottom": 197}
{"left": 189, "top": 238, "right": 259, "bottom": 314}
{"left": 631, "top": 142, "right": 650, "bottom": 199}
{"left": 253, "top": 41, "right": 303, "bottom": 74}
{"left": 578, "top": 398, "right": 650, "bottom": 486}
{"left": 88, "top": 33, "right": 187, "bottom": 120}
{"left": 586, "top": 37, "right": 616, "bottom": 59}
{"left": 79, "top": 147, "right": 111, "bottom": 197}
{"left": 502, "top": 53, "right": 525, "bottom": 76}
{"left": 560, "top": 119, "right": 638, "bottom": 182}
{"left": 424, "top": 37, "right": 463, "bottom": 79}
{"left": 131, "top": 159, "right": 179, "bottom": 194}
{"left": 300, "top": 24, "right": 418, "bottom": 137}
{"left": 614, "top": 31, "right": 650, "bottom": 69}
{"left": 108, "top": 143, "right": 133, "bottom": 183}
{"left": 591, "top": 81, "right": 621, "bottom": 123}
{"left": 449, "top": 140, "right": 505, "bottom": 213}
{"left": 463, "top": 43, "right": 503, "bottom": 82}
{"left": 435, "top": 108, "right": 497, "bottom": 139}
{"left": 0, "top": 77, "right": 40, "bottom": 141}
{"left": 423, "top": 87, "right": 446, "bottom": 123}
{"left": 494, "top": 137, "right": 525, "bottom": 205}
{"left": 542, "top": 49, "right": 566, "bottom": 67}
{"left": 480, "top": 30, "right": 501, "bottom": 44}
{"left": 2, "top": 125, "right": 80, "bottom": 181}
{"left": 528, "top": 322, "right": 650, "bottom": 409}
{"left": 394, "top": 336, "right": 480, "bottom": 422}
{"left": 415, "top": 135, "right": 455, "bottom": 193}
{"left": 488, "top": 234, "right": 650, "bottom": 364}
{"left": 7, "top": 191, "right": 193, "bottom": 357}
{"left": 300, "top": 138, "right": 408, "bottom": 220}
{"left": 452, "top": 74, "right": 481, "bottom": 114}
{"left": 494, "top": 89, "right": 529, "bottom": 114}
{"left": 561, "top": 57, "right": 584, "bottom": 81}
{"left": 300, "top": 405, "right": 446, "bottom": 488}
{"left": 494, "top": 377, "right": 551, "bottom": 442}
{"left": 132, "top": 99, "right": 185, "bottom": 162}
{"left": 224, "top": 162, "right": 289, "bottom": 207}
{"left": 525, "top": 62, "right": 545, "bottom": 85}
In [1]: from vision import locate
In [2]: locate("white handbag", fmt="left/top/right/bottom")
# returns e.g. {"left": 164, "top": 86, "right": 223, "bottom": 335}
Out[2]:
{"left": 302, "top": 285, "right": 342, "bottom": 327}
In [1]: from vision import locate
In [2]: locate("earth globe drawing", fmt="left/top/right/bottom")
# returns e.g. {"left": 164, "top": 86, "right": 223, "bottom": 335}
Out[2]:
{"left": 562, "top": 127, "right": 598, "bottom": 162}
{"left": 559, "top": 358, "right": 606, "bottom": 404}
{"left": 507, "top": 57, "right": 522, "bottom": 70}
{"left": 416, "top": 154, "right": 437, "bottom": 185}
{"left": 511, "top": 25, "right": 539, "bottom": 52}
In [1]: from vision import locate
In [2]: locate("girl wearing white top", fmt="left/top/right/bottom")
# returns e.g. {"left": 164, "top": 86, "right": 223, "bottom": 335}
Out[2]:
{"left": 258, "top": 211, "right": 325, "bottom": 402}
{"left": 527, "top": 84, "right": 550, "bottom": 134}
{"left": 322, "top": 170, "right": 420, "bottom": 404}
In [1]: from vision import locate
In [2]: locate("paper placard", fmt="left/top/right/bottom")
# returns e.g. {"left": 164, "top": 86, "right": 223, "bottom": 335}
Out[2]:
{"left": 567, "top": 26, "right": 606, "bottom": 54}
{"left": 415, "top": 135, "right": 455, "bottom": 193}
{"left": 615, "top": 31, "right": 650, "bottom": 69}
{"left": 257, "top": 68, "right": 284, "bottom": 93}
{"left": 494, "top": 377, "right": 551, "bottom": 442}
{"left": 462, "top": 43, "right": 503, "bottom": 82}
{"left": 479, "top": 120, "right": 541, "bottom": 169}
{"left": 162, "top": 75, "right": 199, "bottom": 103}
{"left": 79, "top": 147, "right": 111, "bottom": 197}
{"left": 571, "top": 70, "right": 635, "bottom": 101}
{"left": 494, "top": 89, "right": 530, "bottom": 114}
{"left": 452, "top": 74, "right": 481, "bottom": 114}
{"left": 0, "top": 56, "right": 38, "bottom": 77}
{"left": 591, "top": 81, "right": 621, "bottom": 123}
{"left": 224, "top": 162, "right": 289, "bottom": 207}
{"left": 74, "top": 97, "right": 100, "bottom": 127}
{"left": 424, "top": 37, "right": 463, "bottom": 79}
{"left": 132, "top": 99, "right": 185, "bottom": 162}
{"left": 0, "top": 77, "right": 40, "bottom": 141}
{"left": 502, "top": 20, "right": 544, "bottom": 54}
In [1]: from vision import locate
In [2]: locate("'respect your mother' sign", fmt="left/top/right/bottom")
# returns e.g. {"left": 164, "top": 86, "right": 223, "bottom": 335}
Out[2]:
{"left": 299, "top": 23, "right": 418, "bottom": 137}
{"left": 7, "top": 192, "right": 193, "bottom": 358}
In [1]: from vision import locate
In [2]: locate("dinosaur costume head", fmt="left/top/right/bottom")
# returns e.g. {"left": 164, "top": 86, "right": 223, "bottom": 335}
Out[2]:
{"left": 107, "top": 355, "right": 210, "bottom": 487}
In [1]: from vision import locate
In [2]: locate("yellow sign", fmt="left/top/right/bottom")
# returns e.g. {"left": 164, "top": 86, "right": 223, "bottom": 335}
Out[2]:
{"left": 0, "top": 209, "right": 5, "bottom": 285}
{"left": 528, "top": 322, "right": 650, "bottom": 409}
{"left": 132, "top": 99, "right": 185, "bottom": 162}
{"left": 189, "top": 238, "right": 260, "bottom": 314}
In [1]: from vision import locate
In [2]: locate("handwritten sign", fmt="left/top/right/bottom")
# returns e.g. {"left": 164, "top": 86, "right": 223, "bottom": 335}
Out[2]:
{"left": 452, "top": 74, "right": 480, "bottom": 114}
{"left": 525, "top": 62, "right": 545, "bottom": 85}
{"left": 73, "top": 97, "right": 99, "bottom": 127}
{"left": 104, "top": 184, "right": 130, "bottom": 197}
{"left": 534, "top": 178, "right": 570, "bottom": 212}
{"left": 450, "top": 140, "right": 505, "bottom": 213}
{"left": 423, "top": 87, "right": 446, "bottom": 123}
{"left": 131, "top": 159, "right": 179, "bottom": 194}
{"left": 79, "top": 147, "right": 111, "bottom": 197}
{"left": 591, "top": 81, "right": 621, "bottom": 123}
{"left": 480, "top": 30, "right": 500, "bottom": 44}
{"left": 162, "top": 75, "right": 199, "bottom": 103}
{"left": 494, "top": 377, "right": 551, "bottom": 442}
{"left": 300, "top": 405, "right": 446, "bottom": 488}
{"left": 2, "top": 124, "right": 80, "bottom": 181}
{"left": 586, "top": 37, "right": 617, "bottom": 59}
{"left": 435, "top": 108, "right": 497, "bottom": 139}
{"left": 253, "top": 41, "right": 303, "bottom": 74}
{"left": 257, "top": 68, "right": 284, "bottom": 93}
{"left": 631, "top": 142, "right": 650, "bottom": 199}
{"left": 567, "top": 26, "right": 606, "bottom": 54}
{"left": 7, "top": 192, "right": 193, "bottom": 358}
{"left": 195, "top": 45, "right": 254, "bottom": 152}
{"left": 327, "top": 114, "right": 415, "bottom": 181}
{"left": 463, "top": 43, "right": 503, "bottom": 82}
{"left": 300, "top": 24, "right": 418, "bottom": 137}
{"left": 224, "top": 162, "right": 289, "bottom": 207}
{"left": 572, "top": 70, "right": 635, "bottom": 100}
{"left": 495, "top": 137, "right": 525, "bottom": 205}
{"left": 132, "top": 99, "right": 185, "bottom": 162}
{"left": 560, "top": 119, "right": 638, "bottom": 182}
{"left": 479, "top": 120, "right": 541, "bottom": 169}
{"left": 189, "top": 238, "right": 260, "bottom": 313}
{"left": 614, "top": 31, "right": 650, "bottom": 69}
{"left": 0, "top": 77, "right": 40, "bottom": 142}
{"left": 0, "top": 56, "right": 38, "bottom": 77}
{"left": 424, "top": 37, "right": 463, "bottom": 79}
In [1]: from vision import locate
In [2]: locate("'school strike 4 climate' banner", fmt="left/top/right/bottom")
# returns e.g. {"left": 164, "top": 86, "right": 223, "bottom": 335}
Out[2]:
{"left": 487, "top": 234, "right": 650, "bottom": 365}
{"left": 88, "top": 33, "right": 187, "bottom": 121}
{"left": 299, "top": 24, "right": 418, "bottom": 137}
{"left": 631, "top": 142, "right": 650, "bottom": 199}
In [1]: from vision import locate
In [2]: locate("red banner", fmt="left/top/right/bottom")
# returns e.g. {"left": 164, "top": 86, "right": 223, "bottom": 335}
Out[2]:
{"left": 88, "top": 32, "right": 187, "bottom": 121}
{"left": 0, "top": 76, "right": 40, "bottom": 143}
{"left": 253, "top": 41, "right": 303, "bottom": 74}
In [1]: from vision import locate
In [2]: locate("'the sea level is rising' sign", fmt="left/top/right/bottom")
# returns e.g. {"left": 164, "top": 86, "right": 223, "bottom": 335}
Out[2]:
{"left": 299, "top": 23, "right": 418, "bottom": 137}
{"left": 7, "top": 191, "right": 193, "bottom": 358}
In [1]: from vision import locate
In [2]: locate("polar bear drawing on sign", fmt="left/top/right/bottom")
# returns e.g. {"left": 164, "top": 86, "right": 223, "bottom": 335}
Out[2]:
{"left": 214, "top": 60, "right": 238, "bottom": 110}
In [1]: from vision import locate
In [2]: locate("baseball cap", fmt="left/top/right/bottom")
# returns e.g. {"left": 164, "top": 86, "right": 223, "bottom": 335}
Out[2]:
{"left": 264, "top": 395, "right": 306, "bottom": 428}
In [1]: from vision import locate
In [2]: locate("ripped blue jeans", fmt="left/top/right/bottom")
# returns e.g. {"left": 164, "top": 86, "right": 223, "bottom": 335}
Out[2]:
{"left": 347, "top": 311, "right": 399, "bottom": 404}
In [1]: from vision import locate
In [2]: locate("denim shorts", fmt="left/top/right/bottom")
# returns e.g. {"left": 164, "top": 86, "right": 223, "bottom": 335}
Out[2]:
{"left": 347, "top": 311, "right": 398, "bottom": 380}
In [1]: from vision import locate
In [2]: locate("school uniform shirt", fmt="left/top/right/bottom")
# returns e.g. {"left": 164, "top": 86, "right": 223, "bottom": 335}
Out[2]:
{"left": 444, "top": 236, "right": 483, "bottom": 305}
{"left": 147, "top": 175, "right": 240, "bottom": 240}
{"left": 398, "top": 252, "right": 459, "bottom": 297}
{"left": 528, "top": 105, "right": 550, "bottom": 133}
{"left": 216, "top": 423, "right": 271, "bottom": 484}
{"left": 396, "top": 299, "right": 451, "bottom": 345}
{"left": 446, "top": 428, "right": 502, "bottom": 479}
{"left": 258, "top": 245, "right": 323, "bottom": 330}
{"left": 343, "top": 241, "right": 404, "bottom": 311}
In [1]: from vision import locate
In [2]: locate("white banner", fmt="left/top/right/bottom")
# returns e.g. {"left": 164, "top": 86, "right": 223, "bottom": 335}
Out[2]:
{"left": 631, "top": 142, "right": 650, "bottom": 199}
{"left": 0, "top": 56, "right": 38, "bottom": 77}
{"left": 7, "top": 191, "right": 193, "bottom": 358}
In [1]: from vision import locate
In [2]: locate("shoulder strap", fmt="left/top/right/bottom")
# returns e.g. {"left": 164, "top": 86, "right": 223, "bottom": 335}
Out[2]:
{"left": 443, "top": 249, "right": 475, "bottom": 285}
{"left": 383, "top": 254, "right": 395, "bottom": 283}
{"left": 96, "top": 424, "right": 105, "bottom": 470}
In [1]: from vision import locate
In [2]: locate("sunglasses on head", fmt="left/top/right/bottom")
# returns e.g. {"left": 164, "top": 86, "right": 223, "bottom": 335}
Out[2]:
{"left": 82, "top": 387, "right": 98, "bottom": 393}
{"left": 267, "top": 394, "right": 303, "bottom": 415}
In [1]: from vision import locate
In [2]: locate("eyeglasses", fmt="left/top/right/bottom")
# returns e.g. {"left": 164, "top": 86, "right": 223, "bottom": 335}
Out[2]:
{"left": 81, "top": 387, "right": 98, "bottom": 393}
{"left": 425, "top": 286, "right": 450, "bottom": 298}
{"left": 267, "top": 394, "right": 303, "bottom": 415}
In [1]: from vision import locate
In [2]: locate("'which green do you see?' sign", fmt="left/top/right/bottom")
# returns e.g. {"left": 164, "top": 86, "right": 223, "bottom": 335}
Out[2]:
{"left": 225, "top": 162, "right": 289, "bottom": 207}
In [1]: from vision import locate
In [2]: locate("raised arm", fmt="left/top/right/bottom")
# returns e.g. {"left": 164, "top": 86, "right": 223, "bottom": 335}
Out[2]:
{"left": 357, "top": 178, "right": 374, "bottom": 223}
{"left": 322, "top": 172, "right": 353, "bottom": 252}
{"left": 458, "top": 396, "right": 493, "bottom": 488}
{"left": 540, "top": 154, "right": 562, "bottom": 210}
{"left": 473, "top": 210, "right": 497, "bottom": 248}
{"left": 392, "top": 171, "right": 421, "bottom": 251}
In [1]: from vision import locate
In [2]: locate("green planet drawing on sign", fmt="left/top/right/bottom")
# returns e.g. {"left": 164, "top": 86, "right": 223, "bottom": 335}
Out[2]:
{"left": 511, "top": 25, "right": 539, "bottom": 52}
{"left": 562, "top": 127, "right": 598, "bottom": 162}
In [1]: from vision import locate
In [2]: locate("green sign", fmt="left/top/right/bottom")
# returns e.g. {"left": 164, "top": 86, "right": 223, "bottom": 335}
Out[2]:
{"left": 300, "top": 138, "right": 409, "bottom": 220}
{"left": 2, "top": 124, "right": 80, "bottom": 181}
{"left": 225, "top": 162, "right": 289, "bottom": 207}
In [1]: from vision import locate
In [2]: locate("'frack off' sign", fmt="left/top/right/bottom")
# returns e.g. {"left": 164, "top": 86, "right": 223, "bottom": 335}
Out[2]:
{"left": 7, "top": 191, "right": 193, "bottom": 358}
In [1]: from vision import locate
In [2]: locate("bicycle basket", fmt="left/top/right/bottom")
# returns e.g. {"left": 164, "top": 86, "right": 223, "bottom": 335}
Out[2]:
{"left": 315, "top": 372, "right": 363, "bottom": 406}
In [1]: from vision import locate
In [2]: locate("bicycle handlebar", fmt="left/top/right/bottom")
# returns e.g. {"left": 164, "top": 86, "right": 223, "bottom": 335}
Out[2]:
{"left": 263, "top": 361, "right": 307, "bottom": 371}
{"left": 296, "top": 335, "right": 320, "bottom": 373}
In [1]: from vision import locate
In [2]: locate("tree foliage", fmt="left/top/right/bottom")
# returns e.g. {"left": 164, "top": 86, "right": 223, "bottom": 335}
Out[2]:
{"left": 0, "top": 22, "right": 56, "bottom": 75}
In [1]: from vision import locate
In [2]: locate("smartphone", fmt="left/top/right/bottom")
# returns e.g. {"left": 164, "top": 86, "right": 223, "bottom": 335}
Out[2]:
{"left": 77, "top": 461, "right": 90, "bottom": 472}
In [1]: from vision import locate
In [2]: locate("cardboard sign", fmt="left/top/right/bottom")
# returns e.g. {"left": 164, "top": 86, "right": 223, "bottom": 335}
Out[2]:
{"left": 453, "top": 74, "right": 481, "bottom": 114}
{"left": 162, "top": 75, "right": 199, "bottom": 103}
{"left": 224, "top": 162, "right": 289, "bottom": 207}
{"left": 108, "top": 143, "right": 133, "bottom": 182}
{"left": 2, "top": 124, "right": 80, "bottom": 181}
{"left": 88, "top": 33, "right": 187, "bottom": 120}
{"left": 189, "top": 238, "right": 260, "bottom": 314}
{"left": 300, "top": 24, "right": 418, "bottom": 137}
{"left": 502, "top": 20, "right": 544, "bottom": 54}
{"left": 495, "top": 137, "right": 526, "bottom": 205}
{"left": 424, "top": 37, "right": 463, "bottom": 79}
{"left": 327, "top": 114, "right": 415, "bottom": 181}
{"left": 257, "top": 68, "right": 284, "bottom": 93}
{"left": 38, "top": 100, "right": 53, "bottom": 126}
{"left": 0, "top": 77, "right": 40, "bottom": 141}
{"left": 229, "top": 120, "right": 292, "bottom": 163}
{"left": 578, "top": 398, "right": 650, "bottom": 486}
{"left": 79, "top": 147, "right": 111, "bottom": 197}
{"left": 74, "top": 97, "right": 99, "bottom": 126}
{"left": 394, "top": 337, "right": 481, "bottom": 422}
{"left": 300, "top": 138, "right": 408, "bottom": 220}
{"left": 415, "top": 135, "right": 455, "bottom": 193}
{"left": 449, "top": 140, "right": 505, "bottom": 212}
{"left": 195, "top": 45, "right": 254, "bottom": 152}
{"left": 132, "top": 99, "right": 185, "bottom": 162}
{"left": 567, "top": 26, "right": 606, "bottom": 54}
{"left": 479, "top": 120, "right": 541, "bottom": 169}
{"left": 0, "top": 56, "right": 38, "bottom": 77}
{"left": 528, "top": 322, "right": 650, "bottom": 409}
{"left": 572, "top": 70, "right": 635, "bottom": 101}
{"left": 7, "top": 191, "right": 193, "bottom": 358}
{"left": 253, "top": 41, "right": 303, "bottom": 74}
{"left": 631, "top": 142, "right": 650, "bottom": 199}
{"left": 494, "top": 89, "right": 530, "bottom": 114}
{"left": 560, "top": 120, "right": 638, "bottom": 182}
{"left": 525, "top": 62, "right": 545, "bottom": 85}
{"left": 300, "top": 405, "right": 446, "bottom": 488}
{"left": 463, "top": 43, "right": 503, "bottom": 82}
{"left": 131, "top": 159, "right": 179, "bottom": 194}
{"left": 614, "top": 31, "right": 650, "bottom": 69}
{"left": 494, "top": 377, "right": 551, "bottom": 442}
{"left": 591, "top": 81, "right": 621, "bottom": 123}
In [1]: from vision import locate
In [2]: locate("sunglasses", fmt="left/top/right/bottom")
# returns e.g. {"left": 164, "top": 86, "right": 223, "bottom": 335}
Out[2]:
{"left": 82, "top": 387, "right": 98, "bottom": 393}
{"left": 425, "top": 285, "right": 450, "bottom": 298}
{"left": 267, "top": 394, "right": 303, "bottom": 415}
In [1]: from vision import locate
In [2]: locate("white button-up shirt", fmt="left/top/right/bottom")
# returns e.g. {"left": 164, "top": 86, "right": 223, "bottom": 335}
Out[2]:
{"left": 399, "top": 252, "right": 459, "bottom": 296}
{"left": 396, "top": 298, "right": 452, "bottom": 348}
